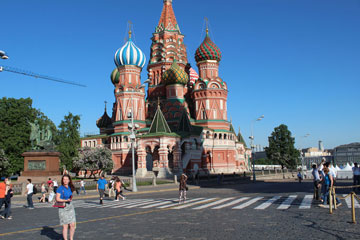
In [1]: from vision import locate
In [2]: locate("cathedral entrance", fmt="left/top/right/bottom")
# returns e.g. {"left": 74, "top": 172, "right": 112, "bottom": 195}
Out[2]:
{"left": 146, "top": 146, "right": 153, "bottom": 171}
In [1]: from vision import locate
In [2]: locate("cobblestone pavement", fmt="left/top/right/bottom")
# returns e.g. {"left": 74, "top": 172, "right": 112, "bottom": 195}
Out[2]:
{"left": 1, "top": 180, "right": 359, "bottom": 240}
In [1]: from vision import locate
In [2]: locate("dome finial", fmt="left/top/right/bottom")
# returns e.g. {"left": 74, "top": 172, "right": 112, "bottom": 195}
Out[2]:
{"left": 128, "top": 20, "right": 133, "bottom": 39}
{"left": 104, "top": 100, "right": 107, "bottom": 112}
{"left": 205, "top": 17, "right": 209, "bottom": 35}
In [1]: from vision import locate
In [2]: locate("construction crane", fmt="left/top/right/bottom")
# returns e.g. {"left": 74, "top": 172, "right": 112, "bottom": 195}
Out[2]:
{"left": 0, "top": 50, "right": 86, "bottom": 87}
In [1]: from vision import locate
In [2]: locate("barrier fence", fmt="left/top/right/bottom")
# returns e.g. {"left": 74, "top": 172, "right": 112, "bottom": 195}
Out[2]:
{"left": 328, "top": 185, "right": 360, "bottom": 224}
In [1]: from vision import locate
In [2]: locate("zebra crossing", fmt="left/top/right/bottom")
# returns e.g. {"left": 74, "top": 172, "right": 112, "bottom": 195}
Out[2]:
{"left": 11, "top": 194, "right": 360, "bottom": 211}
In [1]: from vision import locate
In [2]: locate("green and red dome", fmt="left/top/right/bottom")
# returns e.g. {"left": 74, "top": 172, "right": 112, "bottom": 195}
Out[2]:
{"left": 195, "top": 33, "right": 222, "bottom": 62}
{"left": 110, "top": 68, "right": 120, "bottom": 85}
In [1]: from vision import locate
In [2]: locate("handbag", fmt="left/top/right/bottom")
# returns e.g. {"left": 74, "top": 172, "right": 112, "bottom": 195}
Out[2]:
{"left": 53, "top": 201, "right": 65, "bottom": 208}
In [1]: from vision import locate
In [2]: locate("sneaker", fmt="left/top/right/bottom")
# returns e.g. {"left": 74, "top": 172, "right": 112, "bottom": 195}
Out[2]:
{"left": 114, "top": 199, "right": 119, "bottom": 201}
{"left": 28, "top": 207, "right": 34, "bottom": 210}
{"left": 7, "top": 216, "right": 12, "bottom": 220}
{"left": 0, "top": 216, "right": 5, "bottom": 219}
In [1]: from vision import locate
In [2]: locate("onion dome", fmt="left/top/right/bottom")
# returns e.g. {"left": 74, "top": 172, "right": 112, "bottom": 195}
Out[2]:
{"left": 110, "top": 68, "right": 120, "bottom": 85}
{"left": 195, "top": 30, "right": 222, "bottom": 63}
{"left": 114, "top": 31, "right": 146, "bottom": 68}
{"left": 96, "top": 104, "right": 112, "bottom": 129}
{"left": 189, "top": 68, "right": 199, "bottom": 85}
{"left": 162, "top": 60, "right": 189, "bottom": 85}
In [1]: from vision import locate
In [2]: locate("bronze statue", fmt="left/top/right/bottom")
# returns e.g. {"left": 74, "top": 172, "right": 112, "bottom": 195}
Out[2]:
{"left": 28, "top": 121, "right": 54, "bottom": 150}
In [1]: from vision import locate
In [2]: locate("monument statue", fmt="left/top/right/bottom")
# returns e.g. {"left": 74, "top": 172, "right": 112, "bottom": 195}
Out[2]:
{"left": 28, "top": 121, "right": 55, "bottom": 150}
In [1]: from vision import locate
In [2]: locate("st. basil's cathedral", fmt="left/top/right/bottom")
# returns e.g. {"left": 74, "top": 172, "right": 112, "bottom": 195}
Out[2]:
{"left": 81, "top": 0, "right": 251, "bottom": 177}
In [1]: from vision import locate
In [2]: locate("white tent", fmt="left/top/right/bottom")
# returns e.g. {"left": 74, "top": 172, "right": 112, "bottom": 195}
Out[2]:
{"left": 343, "top": 163, "right": 353, "bottom": 171}
{"left": 335, "top": 165, "right": 341, "bottom": 171}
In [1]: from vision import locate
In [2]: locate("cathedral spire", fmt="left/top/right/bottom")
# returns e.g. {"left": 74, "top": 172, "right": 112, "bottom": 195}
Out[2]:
{"left": 156, "top": 0, "right": 180, "bottom": 33}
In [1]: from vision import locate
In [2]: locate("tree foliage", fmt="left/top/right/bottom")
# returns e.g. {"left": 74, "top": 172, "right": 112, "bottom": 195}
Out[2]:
{"left": 73, "top": 147, "right": 113, "bottom": 178}
{"left": 56, "top": 113, "right": 81, "bottom": 171}
{"left": 0, "top": 97, "right": 56, "bottom": 174}
{"left": 0, "top": 149, "right": 10, "bottom": 177}
{"left": 265, "top": 124, "right": 300, "bottom": 169}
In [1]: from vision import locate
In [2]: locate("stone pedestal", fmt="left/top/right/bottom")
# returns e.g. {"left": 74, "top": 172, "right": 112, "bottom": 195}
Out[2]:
{"left": 18, "top": 151, "right": 62, "bottom": 183}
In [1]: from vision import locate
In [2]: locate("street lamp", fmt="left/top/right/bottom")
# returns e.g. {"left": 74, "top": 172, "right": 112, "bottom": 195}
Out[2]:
{"left": 0, "top": 50, "right": 9, "bottom": 60}
{"left": 128, "top": 82, "right": 148, "bottom": 192}
{"left": 298, "top": 133, "right": 310, "bottom": 177}
{"left": 249, "top": 115, "right": 264, "bottom": 182}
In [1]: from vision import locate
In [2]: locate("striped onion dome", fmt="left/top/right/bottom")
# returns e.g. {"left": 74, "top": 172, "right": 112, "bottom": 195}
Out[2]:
{"left": 114, "top": 37, "right": 146, "bottom": 68}
{"left": 162, "top": 60, "right": 189, "bottom": 85}
{"left": 195, "top": 31, "right": 222, "bottom": 63}
{"left": 110, "top": 68, "right": 120, "bottom": 85}
{"left": 189, "top": 68, "right": 199, "bottom": 85}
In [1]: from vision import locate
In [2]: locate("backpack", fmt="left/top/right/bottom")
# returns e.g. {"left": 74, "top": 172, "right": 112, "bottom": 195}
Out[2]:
{"left": 33, "top": 185, "right": 38, "bottom": 194}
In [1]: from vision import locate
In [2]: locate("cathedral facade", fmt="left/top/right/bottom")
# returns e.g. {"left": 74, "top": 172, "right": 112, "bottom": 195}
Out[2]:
{"left": 81, "top": 0, "right": 251, "bottom": 177}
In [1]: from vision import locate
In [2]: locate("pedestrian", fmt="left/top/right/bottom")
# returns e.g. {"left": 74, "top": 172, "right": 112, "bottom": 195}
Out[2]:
{"left": 352, "top": 163, "right": 360, "bottom": 192}
{"left": 179, "top": 173, "right": 188, "bottom": 204}
{"left": 56, "top": 174, "right": 76, "bottom": 240}
{"left": 114, "top": 178, "right": 125, "bottom": 201}
{"left": 1, "top": 179, "right": 13, "bottom": 220}
{"left": 297, "top": 171, "right": 303, "bottom": 183}
{"left": 39, "top": 183, "right": 47, "bottom": 203}
{"left": 108, "top": 178, "right": 115, "bottom": 198}
{"left": 79, "top": 179, "right": 86, "bottom": 195}
{"left": 25, "top": 179, "right": 34, "bottom": 209}
{"left": 311, "top": 163, "right": 322, "bottom": 201}
{"left": 47, "top": 178, "right": 53, "bottom": 187}
{"left": 0, "top": 178, "right": 5, "bottom": 213}
{"left": 96, "top": 175, "right": 107, "bottom": 204}
{"left": 53, "top": 179, "right": 59, "bottom": 193}
{"left": 48, "top": 182, "right": 56, "bottom": 204}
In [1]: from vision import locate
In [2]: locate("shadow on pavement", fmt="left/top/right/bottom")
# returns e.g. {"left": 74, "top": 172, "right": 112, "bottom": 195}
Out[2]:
{"left": 40, "top": 226, "right": 62, "bottom": 240}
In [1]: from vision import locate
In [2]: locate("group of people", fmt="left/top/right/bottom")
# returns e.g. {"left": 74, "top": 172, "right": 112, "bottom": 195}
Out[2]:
{"left": 96, "top": 175, "right": 126, "bottom": 204}
{"left": 0, "top": 178, "right": 14, "bottom": 220}
{"left": 312, "top": 158, "right": 341, "bottom": 206}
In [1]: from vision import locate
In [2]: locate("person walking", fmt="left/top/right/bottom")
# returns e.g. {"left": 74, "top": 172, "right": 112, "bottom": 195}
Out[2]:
{"left": 1, "top": 179, "right": 13, "bottom": 220}
{"left": 311, "top": 163, "right": 322, "bottom": 201}
{"left": 108, "top": 178, "right": 115, "bottom": 198}
{"left": 297, "top": 171, "right": 303, "bottom": 183}
{"left": 39, "top": 183, "right": 47, "bottom": 203}
{"left": 53, "top": 179, "right": 59, "bottom": 193}
{"left": 56, "top": 174, "right": 76, "bottom": 240}
{"left": 48, "top": 182, "right": 56, "bottom": 204}
{"left": 352, "top": 163, "right": 360, "bottom": 192}
{"left": 96, "top": 175, "right": 107, "bottom": 205}
{"left": 114, "top": 178, "right": 125, "bottom": 201}
{"left": 79, "top": 179, "right": 86, "bottom": 195}
{"left": 47, "top": 178, "right": 53, "bottom": 187}
{"left": 0, "top": 178, "right": 5, "bottom": 213}
{"left": 25, "top": 179, "right": 34, "bottom": 209}
{"left": 179, "top": 173, "right": 188, "bottom": 204}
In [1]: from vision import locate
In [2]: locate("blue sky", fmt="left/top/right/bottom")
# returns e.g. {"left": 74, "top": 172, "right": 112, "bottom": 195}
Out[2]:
{"left": 1, "top": 0, "right": 359, "bottom": 149}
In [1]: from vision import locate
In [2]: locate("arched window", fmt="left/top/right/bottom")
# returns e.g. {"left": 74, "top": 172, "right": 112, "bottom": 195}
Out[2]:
{"left": 224, "top": 134, "right": 227, "bottom": 140}
{"left": 219, "top": 134, "right": 222, "bottom": 139}
{"left": 214, "top": 133, "right": 217, "bottom": 139}
{"left": 206, "top": 131, "right": 210, "bottom": 139}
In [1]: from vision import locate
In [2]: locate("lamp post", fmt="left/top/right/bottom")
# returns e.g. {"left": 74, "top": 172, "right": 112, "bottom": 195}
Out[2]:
{"left": 129, "top": 79, "right": 151, "bottom": 192}
{"left": 298, "top": 133, "right": 310, "bottom": 177}
{"left": 0, "top": 50, "right": 9, "bottom": 60}
{"left": 249, "top": 115, "right": 264, "bottom": 182}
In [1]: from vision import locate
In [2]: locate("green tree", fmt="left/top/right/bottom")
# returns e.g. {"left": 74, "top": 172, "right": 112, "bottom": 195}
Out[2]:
{"left": 0, "top": 149, "right": 10, "bottom": 177}
{"left": 73, "top": 147, "right": 113, "bottom": 178}
{"left": 0, "top": 97, "right": 56, "bottom": 174}
{"left": 56, "top": 113, "right": 81, "bottom": 171}
{"left": 265, "top": 124, "right": 300, "bottom": 170}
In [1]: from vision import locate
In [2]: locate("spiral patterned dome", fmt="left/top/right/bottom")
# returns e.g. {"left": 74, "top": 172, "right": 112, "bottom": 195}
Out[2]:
{"left": 114, "top": 37, "right": 146, "bottom": 68}
{"left": 110, "top": 68, "right": 120, "bottom": 85}
{"left": 162, "top": 60, "right": 189, "bottom": 85}
{"left": 195, "top": 32, "right": 222, "bottom": 63}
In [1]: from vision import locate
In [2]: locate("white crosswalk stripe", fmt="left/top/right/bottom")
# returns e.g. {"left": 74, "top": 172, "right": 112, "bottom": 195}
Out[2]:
{"left": 233, "top": 197, "right": 263, "bottom": 209}
{"left": 212, "top": 197, "right": 250, "bottom": 209}
{"left": 343, "top": 194, "right": 360, "bottom": 208}
{"left": 254, "top": 196, "right": 281, "bottom": 210}
{"left": 157, "top": 198, "right": 204, "bottom": 209}
{"left": 299, "top": 195, "right": 313, "bottom": 209}
{"left": 10, "top": 195, "right": 324, "bottom": 211}
{"left": 193, "top": 197, "right": 235, "bottom": 210}
{"left": 173, "top": 198, "right": 217, "bottom": 209}
{"left": 277, "top": 195, "right": 297, "bottom": 209}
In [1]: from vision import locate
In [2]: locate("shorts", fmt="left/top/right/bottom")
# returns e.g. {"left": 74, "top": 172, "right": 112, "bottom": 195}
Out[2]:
{"left": 99, "top": 189, "right": 105, "bottom": 198}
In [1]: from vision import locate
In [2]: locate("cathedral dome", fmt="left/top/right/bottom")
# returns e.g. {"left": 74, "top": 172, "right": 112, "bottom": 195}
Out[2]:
{"left": 195, "top": 31, "right": 222, "bottom": 63}
{"left": 114, "top": 34, "right": 146, "bottom": 68}
{"left": 110, "top": 68, "right": 120, "bottom": 85}
{"left": 96, "top": 110, "right": 112, "bottom": 129}
{"left": 162, "top": 60, "right": 189, "bottom": 85}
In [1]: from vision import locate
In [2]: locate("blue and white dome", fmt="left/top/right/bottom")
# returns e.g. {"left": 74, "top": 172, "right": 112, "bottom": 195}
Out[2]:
{"left": 114, "top": 38, "right": 146, "bottom": 68}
